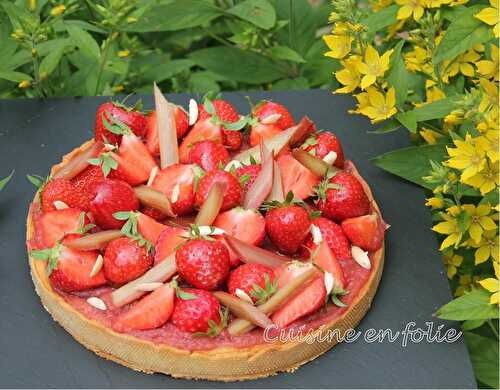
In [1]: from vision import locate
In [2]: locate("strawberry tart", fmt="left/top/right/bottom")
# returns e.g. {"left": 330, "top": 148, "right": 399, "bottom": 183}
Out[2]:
{"left": 26, "top": 85, "right": 387, "bottom": 381}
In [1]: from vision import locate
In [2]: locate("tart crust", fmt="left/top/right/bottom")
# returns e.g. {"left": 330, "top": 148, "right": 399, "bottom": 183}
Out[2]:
{"left": 27, "top": 140, "right": 384, "bottom": 381}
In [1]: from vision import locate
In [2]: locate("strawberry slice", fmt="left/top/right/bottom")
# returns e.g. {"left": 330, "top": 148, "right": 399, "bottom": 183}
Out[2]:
{"left": 341, "top": 213, "right": 386, "bottom": 252}
{"left": 178, "top": 119, "right": 221, "bottom": 163}
{"left": 249, "top": 123, "right": 283, "bottom": 147}
{"left": 137, "top": 212, "right": 167, "bottom": 244}
{"left": 145, "top": 108, "right": 189, "bottom": 156}
{"left": 38, "top": 208, "right": 87, "bottom": 248}
{"left": 113, "top": 283, "right": 175, "bottom": 332}
{"left": 154, "top": 225, "right": 187, "bottom": 265}
{"left": 214, "top": 207, "right": 266, "bottom": 247}
{"left": 277, "top": 153, "right": 319, "bottom": 200}
{"left": 151, "top": 164, "right": 196, "bottom": 216}
{"left": 314, "top": 240, "right": 346, "bottom": 290}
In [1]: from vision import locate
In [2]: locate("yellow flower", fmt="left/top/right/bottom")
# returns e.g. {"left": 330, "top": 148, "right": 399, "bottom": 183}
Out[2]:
{"left": 425, "top": 79, "right": 446, "bottom": 103}
{"left": 404, "top": 46, "right": 433, "bottom": 74}
{"left": 118, "top": 50, "right": 130, "bottom": 58}
{"left": 113, "top": 85, "right": 125, "bottom": 92}
{"left": 462, "top": 204, "right": 497, "bottom": 243}
{"left": 478, "top": 261, "right": 499, "bottom": 304}
{"left": 442, "top": 250, "right": 463, "bottom": 279}
{"left": 357, "top": 87, "right": 397, "bottom": 123}
{"left": 426, "top": 196, "right": 445, "bottom": 209}
{"left": 357, "top": 45, "right": 393, "bottom": 89}
{"left": 433, "top": 207, "right": 465, "bottom": 250}
{"left": 475, "top": 130, "right": 499, "bottom": 162}
{"left": 18, "top": 80, "right": 31, "bottom": 89}
{"left": 396, "top": 0, "right": 427, "bottom": 20}
{"left": 464, "top": 161, "right": 500, "bottom": 195}
{"left": 420, "top": 127, "right": 443, "bottom": 144}
{"left": 324, "top": 35, "right": 353, "bottom": 60}
{"left": 335, "top": 56, "right": 362, "bottom": 93}
{"left": 475, "top": 0, "right": 499, "bottom": 38}
{"left": 50, "top": 4, "right": 66, "bottom": 16}
{"left": 472, "top": 229, "right": 499, "bottom": 264}
{"left": 476, "top": 44, "right": 499, "bottom": 81}
{"left": 441, "top": 49, "right": 481, "bottom": 82}
{"left": 478, "top": 78, "right": 499, "bottom": 113}
{"left": 446, "top": 134, "right": 487, "bottom": 181}
{"left": 370, "top": 0, "right": 394, "bottom": 11}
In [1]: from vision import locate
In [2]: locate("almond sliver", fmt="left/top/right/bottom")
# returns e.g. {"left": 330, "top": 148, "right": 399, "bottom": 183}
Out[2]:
{"left": 351, "top": 246, "right": 371, "bottom": 269}
{"left": 322, "top": 151, "right": 337, "bottom": 165}
{"left": 89, "top": 254, "right": 103, "bottom": 277}
{"left": 261, "top": 113, "right": 282, "bottom": 125}
{"left": 235, "top": 288, "right": 254, "bottom": 304}
{"left": 147, "top": 166, "right": 159, "bottom": 187}
{"left": 53, "top": 200, "right": 69, "bottom": 210}
{"left": 87, "top": 297, "right": 106, "bottom": 311}
{"left": 324, "top": 271, "right": 334, "bottom": 295}
{"left": 188, "top": 98, "right": 198, "bottom": 125}
{"left": 311, "top": 224, "right": 323, "bottom": 245}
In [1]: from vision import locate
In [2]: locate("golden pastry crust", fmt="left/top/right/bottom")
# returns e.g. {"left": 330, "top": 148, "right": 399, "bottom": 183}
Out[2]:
{"left": 27, "top": 140, "right": 384, "bottom": 381}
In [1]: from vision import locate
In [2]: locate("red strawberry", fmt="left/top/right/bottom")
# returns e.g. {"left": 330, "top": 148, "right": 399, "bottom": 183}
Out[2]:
{"left": 198, "top": 99, "right": 243, "bottom": 150}
{"left": 195, "top": 170, "right": 242, "bottom": 212}
{"left": 277, "top": 153, "right": 319, "bottom": 200}
{"left": 71, "top": 165, "right": 105, "bottom": 210}
{"left": 188, "top": 140, "right": 229, "bottom": 171}
{"left": 300, "top": 217, "right": 352, "bottom": 261}
{"left": 214, "top": 207, "right": 266, "bottom": 247}
{"left": 179, "top": 118, "right": 222, "bottom": 163}
{"left": 145, "top": 108, "right": 189, "bottom": 156}
{"left": 253, "top": 101, "right": 295, "bottom": 130}
{"left": 175, "top": 239, "right": 230, "bottom": 290}
{"left": 341, "top": 213, "right": 386, "bottom": 251}
{"left": 302, "top": 132, "right": 345, "bottom": 168}
{"left": 171, "top": 289, "right": 223, "bottom": 333}
{"left": 89, "top": 179, "right": 139, "bottom": 229}
{"left": 227, "top": 263, "right": 276, "bottom": 304}
{"left": 113, "top": 283, "right": 175, "bottom": 332}
{"left": 103, "top": 237, "right": 153, "bottom": 285}
{"left": 140, "top": 206, "right": 166, "bottom": 221}
{"left": 94, "top": 101, "right": 146, "bottom": 145}
{"left": 249, "top": 123, "right": 283, "bottom": 147}
{"left": 154, "top": 225, "right": 187, "bottom": 265}
{"left": 234, "top": 164, "right": 261, "bottom": 193}
{"left": 151, "top": 164, "right": 196, "bottom": 216}
{"left": 40, "top": 178, "right": 85, "bottom": 212}
{"left": 264, "top": 194, "right": 311, "bottom": 255}
{"left": 313, "top": 240, "right": 346, "bottom": 291}
{"left": 38, "top": 208, "right": 88, "bottom": 247}
{"left": 137, "top": 212, "right": 167, "bottom": 244}
{"left": 315, "top": 171, "right": 370, "bottom": 222}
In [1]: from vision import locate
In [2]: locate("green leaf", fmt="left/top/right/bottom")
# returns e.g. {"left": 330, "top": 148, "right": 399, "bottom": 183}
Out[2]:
{"left": 227, "top": 0, "right": 276, "bottom": 30}
{"left": 271, "top": 77, "right": 310, "bottom": 90}
{"left": 0, "top": 70, "right": 32, "bottom": 83}
{"left": 464, "top": 332, "right": 499, "bottom": 388}
{"left": 433, "top": 5, "right": 494, "bottom": 64}
{"left": 407, "top": 98, "right": 456, "bottom": 122}
{"left": 66, "top": 24, "right": 100, "bottom": 62}
{"left": 142, "top": 59, "right": 194, "bottom": 83}
{"left": 123, "top": 1, "right": 223, "bottom": 32}
{"left": 1, "top": 1, "right": 39, "bottom": 32}
{"left": 462, "top": 319, "right": 486, "bottom": 331}
{"left": 386, "top": 41, "right": 409, "bottom": 108}
{"left": 372, "top": 144, "right": 446, "bottom": 190}
{"left": 267, "top": 45, "right": 305, "bottom": 63}
{"left": 0, "top": 170, "right": 13, "bottom": 192}
{"left": 369, "top": 119, "right": 401, "bottom": 134}
{"left": 395, "top": 111, "right": 417, "bottom": 132}
{"left": 189, "top": 46, "right": 283, "bottom": 84}
{"left": 436, "top": 288, "right": 499, "bottom": 321}
{"left": 26, "top": 174, "right": 47, "bottom": 189}
{"left": 39, "top": 46, "right": 65, "bottom": 77}
{"left": 364, "top": 4, "right": 398, "bottom": 34}
{"left": 188, "top": 71, "right": 221, "bottom": 93}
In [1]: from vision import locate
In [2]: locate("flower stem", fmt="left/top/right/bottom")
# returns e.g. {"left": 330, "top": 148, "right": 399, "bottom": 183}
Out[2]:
{"left": 487, "top": 319, "right": 499, "bottom": 340}
{"left": 94, "top": 30, "right": 115, "bottom": 96}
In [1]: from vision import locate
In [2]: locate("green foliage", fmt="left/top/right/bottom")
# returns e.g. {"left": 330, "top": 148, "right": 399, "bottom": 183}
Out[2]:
{"left": 436, "top": 288, "right": 499, "bottom": 321}
{"left": 0, "top": 0, "right": 335, "bottom": 98}
{"left": 0, "top": 170, "right": 14, "bottom": 192}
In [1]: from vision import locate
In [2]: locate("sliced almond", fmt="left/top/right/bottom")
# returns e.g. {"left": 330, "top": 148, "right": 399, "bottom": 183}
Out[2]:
{"left": 89, "top": 254, "right": 103, "bottom": 277}
{"left": 235, "top": 288, "right": 254, "bottom": 304}
{"left": 136, "top": 282, "right": 163, "bottom": 292}
{"left": 198, "top": 225, "right": 225, "bottom": 236}
{"left": 311, "top": 224, "right": 323, "bottom": 245}
{"left": 171, "top": 183, "right": 180, "bottom": 204}
{"left": 351, "top": 246, "right": 371, "bottom": 269}
{"left": 188, "top": 98, "right": 198, "bottom": 125}
{"left": 324, "top": 271, "right": 334, "bottom": 295}
{"left": 147, "top": 166, "right": 159, "bottom": 187}
{"left": 322, "top": 151, "right": 338, "bottom": 165}
{"left": 103, "top": 143, "right": 115, "bottom": 152}
{"left": 261, "top": 113, "right": 282, "bottom": 125}
{"left": 53, "top": 200, "right": 69, "bottom": 210}
{"left": 87, "top": 297, "right": 107, "bottom": 311}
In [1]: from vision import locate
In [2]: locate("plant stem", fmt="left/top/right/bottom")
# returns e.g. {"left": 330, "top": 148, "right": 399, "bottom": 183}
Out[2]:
{"left": 31, "top": 39, "right": 46, "bottom": 98}
{"left": 288, "top": 0, "right": 295, "bottom": 50}
{"left": 487, "top": 319, "right": 499, "bottom": 340}
{"left": 94, "top": 31, "right": 115, "bottom": 95}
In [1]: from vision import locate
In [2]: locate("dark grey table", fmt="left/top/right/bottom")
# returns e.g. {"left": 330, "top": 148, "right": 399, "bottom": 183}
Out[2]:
{"left": 0, "top": 90, "right": 475, "bottom": 388}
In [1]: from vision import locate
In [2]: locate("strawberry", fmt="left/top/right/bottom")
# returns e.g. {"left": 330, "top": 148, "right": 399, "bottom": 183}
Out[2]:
{"left": 89, "top": 179, "right": 139, "bottom": 230}
{"left": 175, "top": 238, "right": 230, "bottom": 290}
{"left": 145, "top": 108, "right": 189, "bottom": 156}
{"left": 154, "top": 225, "right": 188, "bottom": 265}
{"left": 40, "top": 178, "right": 86, "bottom": 212}
{"left": 302, "top": 132, "right": 345, "bottom": 168}
{"left": 151, "top": 164, "right": 196, "bottom": 216}
{"left": 188, "top": 140, "right": 229, "bottom": 171}
{"left": 341, "top": 213, "right": 386, "bottom": 252}
{"left": 249, "top": 123, "right": 282, "bottom": 147}
{"left": 94, "top": 100, "right": 146, "bottom": 145}
{"left": 263, "top": 193, "right": 311, "bottom": 255}
{"left": 137, "top": 212, "right": 167, "bottom": 244}
{"left": 253, "top": 101, "right": 295, "bottom": 131}
{"left": 277, "top": 153, "right": 319, "bottom": 200}
{"left": 195, "top": 170, "right": 242, "bottom": 212}
{"left": 300, "top": 217, "right": 352, "bottom": 261}
{"left": 113, "top": 283, "right": 175, "bottom": 332}
{"left": 178, "top": 118, "right": 222, "bottom": 163}
{"left": 315, "top": 171, "right": 370, "bottom": 222}
{"left": 38, "top": 208, "right": 89, "bottom": 247}
{"left": 103, "top": 237, "right": 153, "bottom": 285}
{"left": 171, "top": 288, "right": 224, "bottom": 334}
{"left": 71, "top": 165, "right": 105, "bottom": 210}
{"left": 227, "top": 263, "right": 276, "bottom": 304}
{"left": 313, "top": 240, "right": 346, "bottom": 291}
{"left": 140, "top": 206, "right": 166, "bottom": 221}
{"left": 214, "top": 207, "right": 266, "bottom": 247}
{"left": 234, "top": 163, "right": 261, "bottom": 193}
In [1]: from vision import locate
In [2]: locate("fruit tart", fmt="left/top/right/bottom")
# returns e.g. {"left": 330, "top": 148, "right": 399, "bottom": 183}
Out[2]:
{"left": 26, "top": 85, "right": 387, "bottom": 381}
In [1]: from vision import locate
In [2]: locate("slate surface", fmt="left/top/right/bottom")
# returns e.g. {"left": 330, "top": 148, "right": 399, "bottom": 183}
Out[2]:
{"left": 0, "top": 90, "right": 475, "bottom": 389}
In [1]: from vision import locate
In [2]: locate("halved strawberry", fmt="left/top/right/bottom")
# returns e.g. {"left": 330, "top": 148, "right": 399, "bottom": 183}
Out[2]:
{"left": 300, "top": 217, "right": 352, "bottom": 261}
{"left": 137, "top": 212, "right": 167, "bottom": 244}
{"left": 145, "top": 108, "right": 189, "bottom": 156}
{"left": 234, "top": 163, "right": 261, "bottom": 193}
{"left": 38, "top": 208, "right": 88, "bottom": 248}
{"left": 113, "top": 283, "right": 175, "bottom": 332}
{"left": 178, "top": 119, "right": 222, "bottom": 163}
{"left": 277, "top": 153, "right": 319, "bottom": 200}
{"left": 253, "top": 100, "right": 295, "bottom": 131}
{"left": 302, "top": 132, "right": 345, "bottom": 168}
{"left": 71, "top": 165, "right": 105, "bottom": 210}
{"left": 313, "top": 240, "right": 346, "bottom": 290}
{"left": 214, "top": 207, "right": 266, "bottom": 247}
{"left": 249, "top": 123, "right": 283, "bottom": 147}
{"left": 341, "top": 213, "right": 386, "bottom": 252}
{"left": 95, "top": 100, "right": 146, "bottom": 145}
{"left": 195, "top": 170, "right": 242, "bottom": 212}
{"left": 188, "top": 140, "right": 229, "bottom": 171}
{"left": 151, "top": 164, "right": 196, "bottom": 216}
{"left": 154, "top": 225, "right": 187, "bottom": 265}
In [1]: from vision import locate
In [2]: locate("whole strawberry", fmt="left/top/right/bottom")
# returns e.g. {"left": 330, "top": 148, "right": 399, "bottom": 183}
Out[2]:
{"left": 171, "top": 289, "right": 224, "bottom": 334}
{"left": 41, "top": 178, "right": 86, "bottom": 211}
{"left": 300, "top": 217, "right": 352, "bottom": 261}
{"left": 195, "top": 170, "right": 242, "bottom": 212}
{"left": 315, "top": 171, "right": 370, "bottom": 222}
{"left": 302, "top": 132, "right": 345, "bottom": 168}
{"left": 71, "top": 165, "right": 105, "bottom": 210}
{"left": 103, "top": 237, "right": 153, "bottom": 285}
{"left": 227, "top": 263, "right": 276, "bottom": 304}
{"left": 89, "top": 178, "right": 139, "bottom": 229}
{"left": 175, "top": 238, "right": 230, "bottom": 290}
{"left": 198, "top": 99, "right": 243, "bottom": 150}
{"left": 95, "top": 101, "right": 146, "bottom": 145}
{"left": 264, "top": 192, "right": 311, "bottom": 255}
{"left": 189, "top": 140, "right": 229, "bottom": 171}
{"left": 253, "top": 101, "right": 295, "bottom": 130}
{"left": 234, "top": 163, "right": 261, "bottom": 193}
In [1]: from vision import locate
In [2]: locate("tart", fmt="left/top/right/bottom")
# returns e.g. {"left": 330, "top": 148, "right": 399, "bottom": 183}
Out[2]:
{"left": 26, "top": 86, "right": 387, "bottom": 381}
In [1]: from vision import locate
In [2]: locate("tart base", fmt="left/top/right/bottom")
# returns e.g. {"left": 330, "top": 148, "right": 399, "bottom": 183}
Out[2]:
{"left": 27, "top": 140, "right": 385, "bottom": 381}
